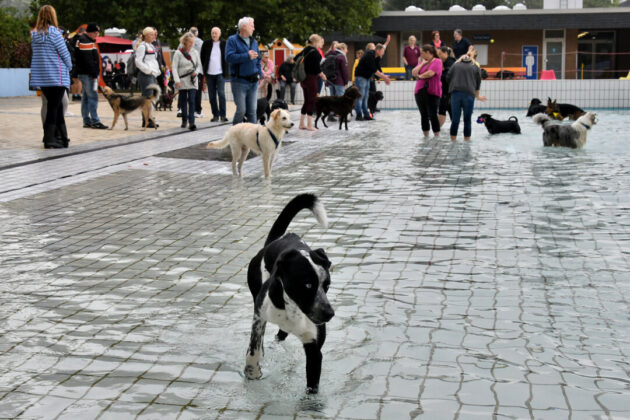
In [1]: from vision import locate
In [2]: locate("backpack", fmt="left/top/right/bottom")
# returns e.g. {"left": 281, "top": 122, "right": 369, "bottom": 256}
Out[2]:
{"left": 126, "top": 51, "right": 138, "bottom": 77}
{"left": 292, "top": 49, "right": 315, "bottom": 83}
{"left": 322, "top": 54, "right": 338, "bottom": 82}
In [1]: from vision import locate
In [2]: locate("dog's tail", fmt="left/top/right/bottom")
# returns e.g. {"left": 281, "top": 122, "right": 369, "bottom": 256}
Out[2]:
{"left": 533, "top": 113, "right": 552, "bottom": 128}
{"left": 145, "top": 84, "right": 161, "bottom": 101}
{"left": 205, "top": 134, "right": 232, "bottom": 149}
{"left": 509, "top": 116, "right": 518, "bottom": 122}
{"left": 265, "top": 194, "right": 327, "bottom": 247}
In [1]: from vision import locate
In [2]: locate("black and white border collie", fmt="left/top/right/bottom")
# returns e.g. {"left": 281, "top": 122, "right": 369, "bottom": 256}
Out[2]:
{"left": 244, "top": 194, "right": 334, "bottom": 394}
{"left": 533, "top": 112, "right": 597, "bottom": 149}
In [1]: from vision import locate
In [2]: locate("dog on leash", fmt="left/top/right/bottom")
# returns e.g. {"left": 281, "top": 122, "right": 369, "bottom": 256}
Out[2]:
{"left": 477, "top": 114, "right": 521, "bottom": 134}
{"left": 546, "top": 98, "right": 585, "bottom": 121}
{"left": 533, "top": 112, "right": 597, "bottom": 148}
{"left": 314, "top": 85, "right": 362, "bottom": 130}
{"left": 155, "top": 87, "right": 175, "bottom": 111}
{"left": 244, "top": 193, "right": 333, "bottom": 394}
{"left": 205, "top": 109, "right": 293, "bottom": 178}
{"left": 526, "top": 98, "right": 547, "bottom": 117}
{"left": 100, "top": 84, "right": 160, "bottom": 130}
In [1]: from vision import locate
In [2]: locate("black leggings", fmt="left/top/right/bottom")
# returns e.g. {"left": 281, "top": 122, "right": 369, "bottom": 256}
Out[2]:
{"left": 40, "top": 86, "right": 66, "bottom": 127}
{"left": 415, "top": 90, "right": 440, "bottom": 133}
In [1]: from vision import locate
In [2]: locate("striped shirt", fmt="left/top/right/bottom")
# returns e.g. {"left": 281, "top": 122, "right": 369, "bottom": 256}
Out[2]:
{"left": 30, "top": 26, "right": 72, "bottom": 88}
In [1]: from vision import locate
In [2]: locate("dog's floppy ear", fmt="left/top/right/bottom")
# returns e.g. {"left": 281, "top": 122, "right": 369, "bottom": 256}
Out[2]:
{"left": 309, "top": 248, "right": 331, "bottom": 270}
{"left": 271, "top": 109, "right": 281, "bottom": 120}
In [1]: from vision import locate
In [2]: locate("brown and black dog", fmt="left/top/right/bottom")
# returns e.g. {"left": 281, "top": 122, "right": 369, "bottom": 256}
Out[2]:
{"left": 314, "top": 85, "right": 362, "bottom": 130}
{"left": 546, "top": 97, "right": 585, "bottom": 121}
{"left": 100, "top": 84, "right": 160, "bottom": 130}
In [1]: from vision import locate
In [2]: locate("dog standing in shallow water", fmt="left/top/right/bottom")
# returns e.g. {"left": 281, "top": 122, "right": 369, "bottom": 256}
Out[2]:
{"left": 205, "top": 109, "right": 293, "bottom": 178}
{"left": 245, "top": 194, "right": 333, "bottom": 394}
{"left": 477, "top": 113, "right": 521, "bottom": 134}
{"left": 100, "top": 84, "right": 160, "bottom": 130}
{"left": 546, "top": 98, "right": 585, "bottom": 121}
{"left": 533, "top": 112, "right": 597, "bottom": 148}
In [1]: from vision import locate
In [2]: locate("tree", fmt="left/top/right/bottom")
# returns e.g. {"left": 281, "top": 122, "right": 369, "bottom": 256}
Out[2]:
{"left": 0, "top": 7, "right": 31, "bottom": 67}
{"left": 28, "top": 0, "right": 381, "bottom": 47}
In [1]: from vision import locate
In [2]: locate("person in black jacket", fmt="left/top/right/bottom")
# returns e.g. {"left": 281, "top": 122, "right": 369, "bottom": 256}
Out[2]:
{"left": 75, "top": 22, "right": 107, "bottom": 129}
{"left": 201, "top": 27, "right": 229, "bottom": 122}
{"left": 354, "top": 44, "right": 390, "bottom": 121}
{"left": 437, "top": 46, "right": 456, "bottom": 128}
{"left": 277, "top": 55, "right": 296, "bottom": 104}
{"left": 297, "top": 34, "right": 326, "bottom": 131}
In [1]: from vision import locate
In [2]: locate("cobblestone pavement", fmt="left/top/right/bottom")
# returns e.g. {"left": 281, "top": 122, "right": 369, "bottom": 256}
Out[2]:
{"left": 0, "top": 111, "right": 629, "bottom": 419}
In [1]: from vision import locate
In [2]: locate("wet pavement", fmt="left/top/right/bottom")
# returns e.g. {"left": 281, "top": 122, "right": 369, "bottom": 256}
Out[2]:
{"left": 1, "top": 110, "right": 629, "bottom": 419}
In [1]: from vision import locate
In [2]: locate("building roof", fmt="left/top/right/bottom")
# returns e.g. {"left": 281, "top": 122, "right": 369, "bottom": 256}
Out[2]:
{"left": 372, "top": 8, "right": 630, "bottom": 31}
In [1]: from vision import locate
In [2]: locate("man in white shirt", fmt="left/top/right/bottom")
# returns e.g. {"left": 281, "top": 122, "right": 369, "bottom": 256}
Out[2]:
{"left": 200, "top": 27, "right": 229, "bottom": 122}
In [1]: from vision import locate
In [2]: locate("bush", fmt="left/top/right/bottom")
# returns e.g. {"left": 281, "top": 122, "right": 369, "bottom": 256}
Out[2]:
{"left": 0, "top": 7, "right": 32, "bottom": 68}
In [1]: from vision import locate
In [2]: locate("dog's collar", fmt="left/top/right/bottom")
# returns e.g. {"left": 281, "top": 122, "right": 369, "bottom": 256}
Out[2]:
{"left": 579, "top": 121, "right": 591, "bottom": 129}
{"left": 256, "top": 128, "right": 280, "bottom": 151}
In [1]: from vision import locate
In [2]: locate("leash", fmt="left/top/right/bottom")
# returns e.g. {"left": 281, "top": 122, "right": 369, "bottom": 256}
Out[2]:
{"left": 579, "top": 122, "right": 591, "bottom": 129}
{"left": 256, "top": 127, "right": 280, "bottom": 151}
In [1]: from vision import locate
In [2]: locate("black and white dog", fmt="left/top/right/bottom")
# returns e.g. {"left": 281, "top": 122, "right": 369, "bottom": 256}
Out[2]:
{"left": 245, "top": 194, "right": 334, "bottom": 394}
{"left": 477, "top": 113, "right": 521, "bottom": 134}
{"left": 533, "top": 112, "right": 597, "bottom": 148}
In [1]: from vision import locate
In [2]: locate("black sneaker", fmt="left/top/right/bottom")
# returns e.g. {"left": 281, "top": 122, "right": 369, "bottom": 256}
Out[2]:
{"left": 189, "top": 124, "right": 196, "bottom": 131}
{"left": 146, "top": 120, "right": 159, "bottom": 129}
{"left": 220, "top": 116, "right": 229, "bottom": 122}
{"left": 91, "top": 122, "right": 108, "bottom": 129}
{"left": 181, "top": 121, "right": 187, "bottom": 128}
{"left": 211, "top": 116, "right": 219, "bottom": 122}
{"left": 356, "top": 115, "right": 364, "bottom": 121}
{"left": 83, "top": 122, "right": 93, "bottom": 128}
{"left": 365, "top": 115, "right": 374, "bottom": 121}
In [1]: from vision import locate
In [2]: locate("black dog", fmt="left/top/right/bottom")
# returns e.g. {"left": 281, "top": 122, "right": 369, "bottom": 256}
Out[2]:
{"left": 314, "top": 85, "right": 362, "bottom": 130}
{"left": 526, "top": 98, "right": 547, "bottom": 117}
{"left": 477, "top": 114, "right": 521, "bottom": 134}
{"left": 244, "top": 194, "right": 333, "bottom": 394}
{"left": 368, "top": 91, "right": 384, "bottom": 116}
{"left": 495, "top": 70, "right": 515, "bottom": 79}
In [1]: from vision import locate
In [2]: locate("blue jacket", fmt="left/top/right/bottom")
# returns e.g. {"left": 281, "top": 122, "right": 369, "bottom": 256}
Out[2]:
{"left": 30, "top": 26, "right": 72, "bottom": 88}
{"left": 225, "top": 33, "right": 262, "bottom": 81}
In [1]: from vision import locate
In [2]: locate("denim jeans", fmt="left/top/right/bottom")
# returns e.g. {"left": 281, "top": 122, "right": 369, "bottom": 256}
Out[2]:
{"left": 330, "top": 84, "right": 345, "bottom": 96}
{"left": 230, "top": 79, "right": 258, "bottom": 124}
{"left": 278, "top": 80, "right": 296, "bottom": 103}
{"left": 78, "top": 74, "right": 101, "bottom": 124}
{"left": 405, "top": 64, "right": 415, "bottom": 80}
{"left": 450, "top": 90, "right": 475, "bottom": 137}
{"left": 137, "top": 72, "right": 157, "bottom": 125}
{"left": 179, "top": 89, "right": 196, "bottom": 125}
{"left": 206, "top": 74, "right": 226, "bottom": 118}
{"left": 354, "top": 76, "right": 370, "bottom": 118}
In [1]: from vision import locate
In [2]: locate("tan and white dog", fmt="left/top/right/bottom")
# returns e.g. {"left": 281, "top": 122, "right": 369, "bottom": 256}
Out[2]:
{"left": 206, "top": 109, "right": 293, "bottom": 178}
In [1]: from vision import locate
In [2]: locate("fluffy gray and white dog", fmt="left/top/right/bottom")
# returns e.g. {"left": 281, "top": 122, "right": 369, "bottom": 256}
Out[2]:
{"left": 533, "top": 111, "right": 597, "bottom": 149}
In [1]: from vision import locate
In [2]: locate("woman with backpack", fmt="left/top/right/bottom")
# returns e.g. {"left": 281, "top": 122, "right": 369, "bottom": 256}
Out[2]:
{"left": 135, "top": 27, "right": 161, "bottom": 128}
{"left": 172, "top": 32, "right": 202, "bottom": 130}
{"left": 296, "top": 34, "right": 326, "bottom": 131}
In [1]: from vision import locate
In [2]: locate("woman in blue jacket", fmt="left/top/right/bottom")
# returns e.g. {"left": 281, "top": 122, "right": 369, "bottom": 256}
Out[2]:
{"left": 30, "top": 5, "right": 72, "bottom": 149}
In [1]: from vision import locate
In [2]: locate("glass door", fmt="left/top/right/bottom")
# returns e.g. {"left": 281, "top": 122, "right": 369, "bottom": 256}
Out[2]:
{"left": 544, "top": 30, "right": 565, "bottom": 79}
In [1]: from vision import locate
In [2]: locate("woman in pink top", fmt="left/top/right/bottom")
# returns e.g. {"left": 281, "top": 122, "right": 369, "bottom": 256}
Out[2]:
{"left": 413, "top": 44, "right": 443, "bottom": 137}
{"left": 259, "top": 51, "right": 275, "bottom": 99}
{"left": 402, "top": 35, "right": 420, "bottom": 80}
{"left": 430, "top": 31, "right": 442, "bottom": 49}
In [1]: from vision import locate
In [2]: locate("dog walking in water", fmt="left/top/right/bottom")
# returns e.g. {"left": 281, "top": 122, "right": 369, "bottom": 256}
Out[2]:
{"left": 244, "top": 194, "right": 333, "bottom": 394}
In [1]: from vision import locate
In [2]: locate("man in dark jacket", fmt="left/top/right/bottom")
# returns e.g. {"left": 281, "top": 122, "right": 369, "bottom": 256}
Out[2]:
{"left": 354, "top": 44, "right": 390, "bottom": 120}
{"left": 75, "top": 22, "right": 107, "bottom": 129}
{"left": 225, "top": 17, "right": 261, "bottom": 124}
{"left": 452, "top": 29, "right": 472, "bottom": 60}
{"left": 201, "top": 27, "right": 229, "bottom": 122}
{"left": 277, "top": 55, "right": 296, "bottom": 104}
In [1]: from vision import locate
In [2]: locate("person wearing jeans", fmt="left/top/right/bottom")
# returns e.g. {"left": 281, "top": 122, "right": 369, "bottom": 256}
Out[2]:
{"left": 446, "top": 53, "right": 487, "bottom": 141}
{"left": 201, "top": 27, "right": 229, "bottom": 122}
{"left": 75, "top": 22, "right": 107, "bottom": 129}
{"left": 225, "top": 17, "right": 261, "bottom": 124}
{"left": 353, "top": 44, "right": 390, "bottom": 120}
{"left": 135, "top": 27, "right": 162, "bottom": 128}
{"left": 173, "top": 32, "right": 202, "bottom": 130}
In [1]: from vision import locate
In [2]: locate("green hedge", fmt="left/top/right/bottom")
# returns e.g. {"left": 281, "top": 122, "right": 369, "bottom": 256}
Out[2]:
{"left": 0, "top": 8, "right": 32, "bottom": 68}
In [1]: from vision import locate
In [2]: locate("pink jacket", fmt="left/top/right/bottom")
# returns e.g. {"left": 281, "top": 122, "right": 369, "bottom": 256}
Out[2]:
{"left": 414, "top": 58, "right": 442, "bottom": 97}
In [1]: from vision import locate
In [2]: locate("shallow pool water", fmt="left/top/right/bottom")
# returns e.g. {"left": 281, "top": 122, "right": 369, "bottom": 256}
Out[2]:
{"left": 0, "top": 109, "right": 629, "bottom": 419}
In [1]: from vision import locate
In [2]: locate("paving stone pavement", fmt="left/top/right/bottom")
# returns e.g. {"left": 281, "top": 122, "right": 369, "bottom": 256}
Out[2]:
{"left": 0, "top": 111, "right": 629, "bottom": 419}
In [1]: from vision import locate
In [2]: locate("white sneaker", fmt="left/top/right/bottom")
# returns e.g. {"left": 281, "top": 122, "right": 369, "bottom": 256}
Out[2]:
{"left": 177, "top": 109, "right": 182, "bottom": 117}
{"left": 194, "top": 112, "right": 203, "bottom": 118}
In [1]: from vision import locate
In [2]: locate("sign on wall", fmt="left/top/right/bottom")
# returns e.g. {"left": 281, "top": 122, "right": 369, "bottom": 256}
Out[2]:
{"left": 522, "top": 45, "right": 538, "bottom": 80}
